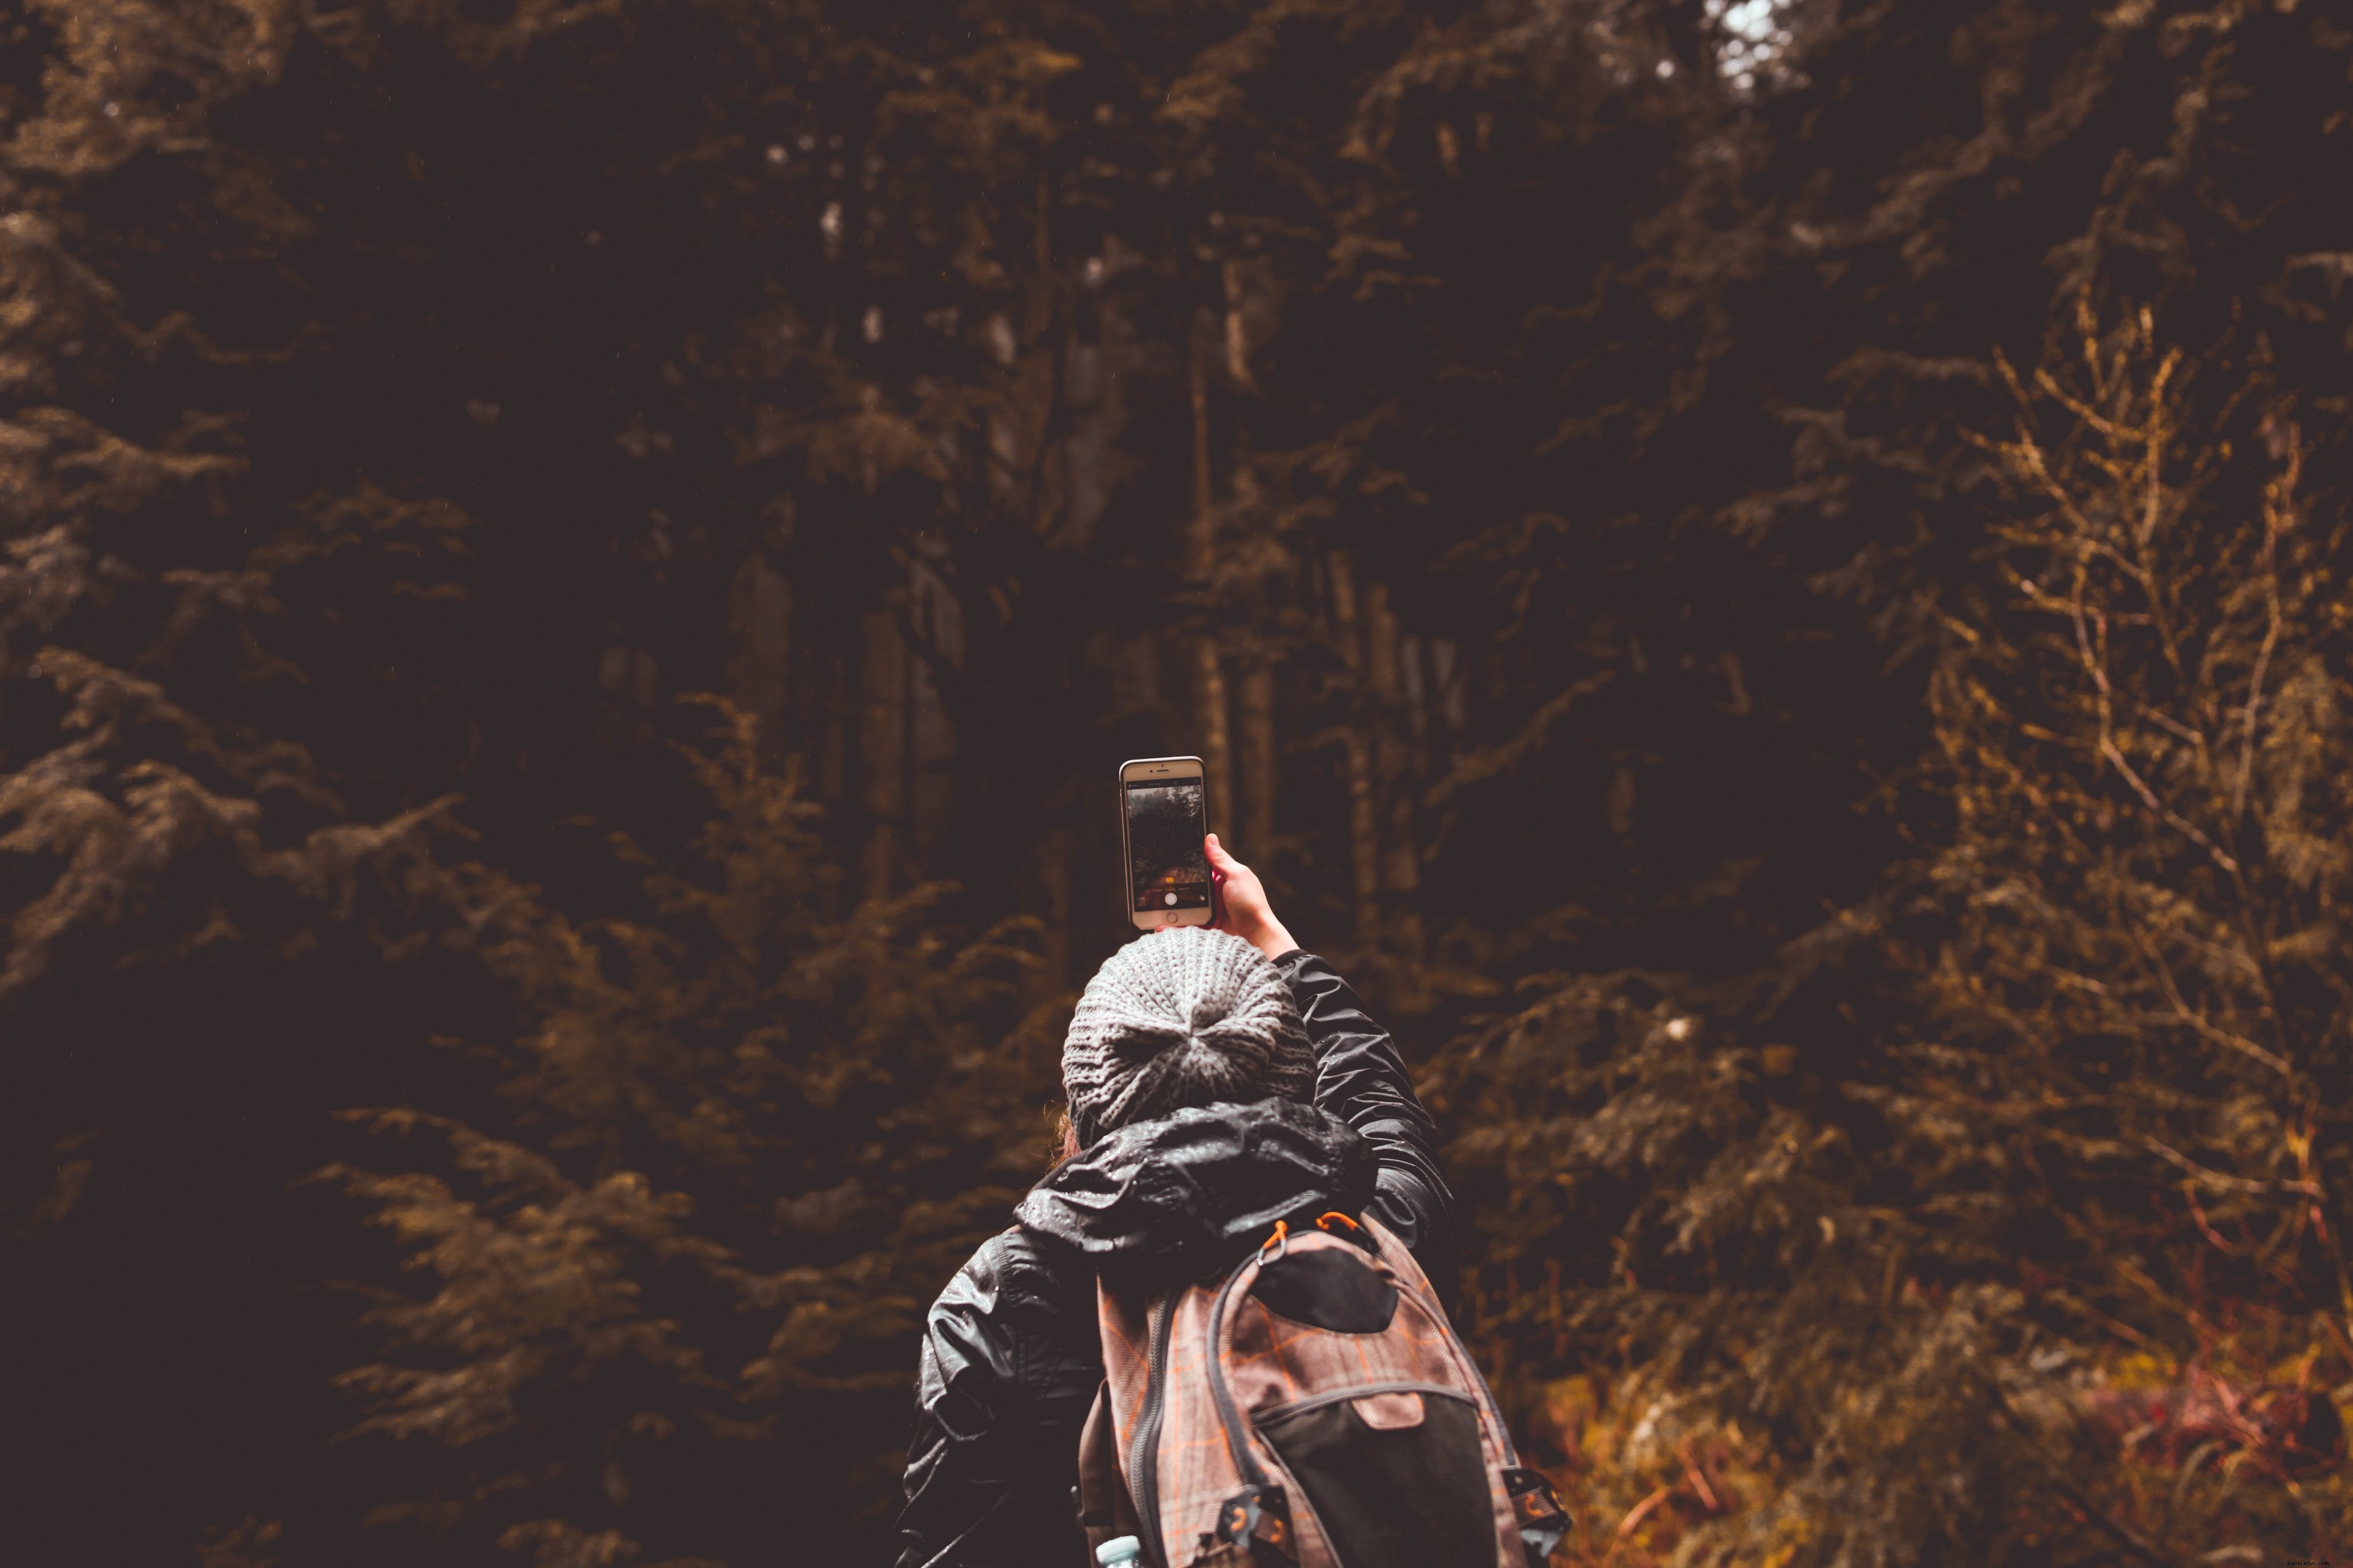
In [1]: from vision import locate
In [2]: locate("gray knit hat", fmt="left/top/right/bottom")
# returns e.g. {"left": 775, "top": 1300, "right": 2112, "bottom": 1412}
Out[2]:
{"left": 1063, "top": 926, "right": 1314, "bottom": 1146}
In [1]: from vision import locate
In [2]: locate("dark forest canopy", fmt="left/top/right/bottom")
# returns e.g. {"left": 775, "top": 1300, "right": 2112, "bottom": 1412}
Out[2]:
{"left": 4, "top": 1, "right": 2352, "bottom": 1563}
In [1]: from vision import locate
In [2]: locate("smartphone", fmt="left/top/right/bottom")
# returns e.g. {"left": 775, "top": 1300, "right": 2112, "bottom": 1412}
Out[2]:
{"left": 1119, "top": 756, "right": 1213, "bottom": 930}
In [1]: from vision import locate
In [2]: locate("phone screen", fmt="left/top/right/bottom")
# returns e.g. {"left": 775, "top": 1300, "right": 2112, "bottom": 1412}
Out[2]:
{"left": 1125, "top": 778, "right": 1211, "bottom": 913}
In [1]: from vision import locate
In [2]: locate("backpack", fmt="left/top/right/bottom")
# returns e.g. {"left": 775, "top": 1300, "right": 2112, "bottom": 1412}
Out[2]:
{"left": 1075, "top": 1210, "right": 1571, "bottom": 1568}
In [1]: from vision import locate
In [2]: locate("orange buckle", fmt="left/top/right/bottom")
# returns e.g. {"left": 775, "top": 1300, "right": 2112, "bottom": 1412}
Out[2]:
{"left": 1314, "top": 1211, "right": 1361, "bottom": 1233}
{"left": 1258, "top": 1219, "right": 1289, "bottom": 1264}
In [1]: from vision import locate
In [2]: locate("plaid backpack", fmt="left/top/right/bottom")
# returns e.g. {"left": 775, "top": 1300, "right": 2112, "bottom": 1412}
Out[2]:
{"left": 1075, "top": 1210, "right": 1570, "bottom": 1568}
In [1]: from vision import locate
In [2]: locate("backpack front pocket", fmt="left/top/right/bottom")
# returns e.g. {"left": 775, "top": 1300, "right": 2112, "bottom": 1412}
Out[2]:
{"left": 1257, "top": 1386, "right": 1496, "bottom": 1568}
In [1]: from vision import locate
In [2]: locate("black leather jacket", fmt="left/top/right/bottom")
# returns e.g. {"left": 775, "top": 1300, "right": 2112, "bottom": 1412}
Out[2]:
{"left": 890, "top": 951, "right": 1456, "bottom": 1568}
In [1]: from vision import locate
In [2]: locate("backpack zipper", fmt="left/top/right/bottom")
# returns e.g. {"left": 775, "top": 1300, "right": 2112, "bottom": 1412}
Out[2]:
{"left": 1202, "top": 1252, "right": 1273, "bottom": 1489}
{"left": 1128, "top": 1296, "right": 1175, "bottom": 1568}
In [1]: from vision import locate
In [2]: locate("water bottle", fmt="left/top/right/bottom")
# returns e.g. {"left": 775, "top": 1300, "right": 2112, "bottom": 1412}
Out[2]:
{"left": 1096, "top": 1536, "right": 1144, "bottom": 1567}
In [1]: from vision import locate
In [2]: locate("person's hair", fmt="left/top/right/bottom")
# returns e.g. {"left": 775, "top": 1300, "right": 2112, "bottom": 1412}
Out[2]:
{"left": 1046, "top": 1105, "right": 1077, "bottom": 1170}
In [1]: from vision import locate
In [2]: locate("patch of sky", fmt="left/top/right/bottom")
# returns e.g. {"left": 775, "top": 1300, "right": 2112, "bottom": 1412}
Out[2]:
{"left": 1707, "top": 0, "right": 1793, "bottom": 92}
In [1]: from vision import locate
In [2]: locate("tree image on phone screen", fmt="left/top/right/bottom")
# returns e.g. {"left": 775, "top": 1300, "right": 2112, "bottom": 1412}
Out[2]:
{"left": 1126, "top": 780, "right": 1209, "bottom": 911}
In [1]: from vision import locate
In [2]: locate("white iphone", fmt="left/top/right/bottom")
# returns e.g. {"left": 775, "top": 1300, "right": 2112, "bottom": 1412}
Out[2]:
{"left": 1119, "top": 756, "right": 1213, "bottom": 930}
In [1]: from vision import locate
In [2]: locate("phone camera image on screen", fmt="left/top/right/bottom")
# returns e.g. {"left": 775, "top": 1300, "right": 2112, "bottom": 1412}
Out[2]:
{"left": 1126, "top": 779, "right": 1209, "bottom": 912}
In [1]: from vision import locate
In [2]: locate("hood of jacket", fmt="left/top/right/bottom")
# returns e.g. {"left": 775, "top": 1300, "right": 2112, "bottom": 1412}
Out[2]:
{"left": 1014, "top": 1096, "right": 1376, "bottom": 1283}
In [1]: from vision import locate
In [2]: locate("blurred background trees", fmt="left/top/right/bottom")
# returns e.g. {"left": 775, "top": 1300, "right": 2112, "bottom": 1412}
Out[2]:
{"left": 2, "top": 1, "right": 2350, "bottom": 1563}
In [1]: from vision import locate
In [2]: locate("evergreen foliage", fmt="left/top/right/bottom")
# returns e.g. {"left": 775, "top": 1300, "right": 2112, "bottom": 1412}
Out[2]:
{"left": 3, "top": 0, "right": 2351, "bottom": 1563}
{"left": 326, "top": 705, "right": 1045, "bottom": 1564}
{"left": 1433, "top": 300, "right": 2353, "bottom": 1565}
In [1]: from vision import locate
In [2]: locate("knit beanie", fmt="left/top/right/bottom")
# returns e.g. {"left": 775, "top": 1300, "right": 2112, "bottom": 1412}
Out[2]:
{"left": 1062, "top": 926, "right": 1314, "bottom": 1147}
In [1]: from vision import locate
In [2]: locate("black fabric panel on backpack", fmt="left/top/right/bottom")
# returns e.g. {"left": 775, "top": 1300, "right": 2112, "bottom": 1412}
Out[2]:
{"left": 1259, "top": 1393, "right": 1494, "bottom": 1568}
{"left": 1252, "top": 1249, "right": 1398, "bottom": 1334}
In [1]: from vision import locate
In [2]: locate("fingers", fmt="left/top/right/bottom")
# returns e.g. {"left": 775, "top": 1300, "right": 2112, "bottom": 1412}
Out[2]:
{"left": 1204, "top": 833, "right": 1248, "bottom": 874}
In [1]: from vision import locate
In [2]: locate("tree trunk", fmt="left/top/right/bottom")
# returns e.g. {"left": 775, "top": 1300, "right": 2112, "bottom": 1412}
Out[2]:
{"left": 1400, "top": 632, "right": 1428, "bottom": 773}
{"left": 1327, "top": 550, "right": 1362, "bottom": 673}
{"left": 1238, "top": 660, "right": 1276, "bottom": 864}
{"left": 860, "top": 606, "right": 907, "bottom": 903}
{"left": 1195, "top": 643, "right": 1232, "bottom": 837}
{"left": 1363, "top": 579, "right": 1399, "bottom": 700}
{"left": 817, "top": 652, "right": 850, "bottom": 806}
{"left": 1328, "top": 553, "right": 1380, "bottom": 923}
{"left": 1364, "top": 584, "right": 1419, "bottom": 901}
{"left": 725, "top": 546, "right": 793, "bottom": 771}
{"left": 1190, "top": 312, "right": 1232, "bottom": 831}
{"left": 1035, "top": 821, "right": 1074, "bottom": 995}
{"left": 1344, "top": 728, "right": 1379, "bottom": 930}
{"left": 908, "top": 555, "right": 959, "bottom": 869}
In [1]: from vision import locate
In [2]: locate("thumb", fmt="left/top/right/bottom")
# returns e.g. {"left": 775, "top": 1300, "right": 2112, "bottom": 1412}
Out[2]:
{"left": 1204, "top": 833, "right": 1243, "bottom": 872}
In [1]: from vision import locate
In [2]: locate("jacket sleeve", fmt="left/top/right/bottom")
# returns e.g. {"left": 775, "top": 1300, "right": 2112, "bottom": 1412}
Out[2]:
{"left": 893, "top": 1232, "right": 1094, "bottom": 1568}
{"left": 1275, "top": 950, "right": 1460, "bottom": 1311}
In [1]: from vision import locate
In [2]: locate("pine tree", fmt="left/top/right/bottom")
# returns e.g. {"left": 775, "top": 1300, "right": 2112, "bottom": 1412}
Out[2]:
{"left": 327, "top": 702, "right": 1050, "bottom": 1565}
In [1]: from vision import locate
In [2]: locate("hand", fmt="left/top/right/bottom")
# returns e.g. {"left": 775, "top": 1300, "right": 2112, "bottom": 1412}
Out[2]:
{"left": 1205, "top": 834, "right": 1297, "bottom": 962}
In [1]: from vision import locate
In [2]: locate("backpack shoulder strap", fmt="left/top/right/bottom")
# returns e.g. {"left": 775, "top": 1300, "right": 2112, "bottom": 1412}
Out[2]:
{"left": 1358, "top": 1214, "right": 1573, "bottom": 1564}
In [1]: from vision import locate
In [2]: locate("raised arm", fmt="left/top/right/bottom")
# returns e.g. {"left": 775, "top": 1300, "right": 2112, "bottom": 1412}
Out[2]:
{"left": 1205, "top": 837, "right": 1459, "bottom": 1307}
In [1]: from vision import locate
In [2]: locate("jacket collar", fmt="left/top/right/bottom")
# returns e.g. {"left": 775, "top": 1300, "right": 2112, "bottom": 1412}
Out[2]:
{"left": 1014, "top": 1097, "right": 1375, "bottom": 1283}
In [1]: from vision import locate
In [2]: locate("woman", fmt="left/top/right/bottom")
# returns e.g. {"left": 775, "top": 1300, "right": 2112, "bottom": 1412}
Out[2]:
{"left": 892, "top": 836, "right": 1457, "bottom": 1568}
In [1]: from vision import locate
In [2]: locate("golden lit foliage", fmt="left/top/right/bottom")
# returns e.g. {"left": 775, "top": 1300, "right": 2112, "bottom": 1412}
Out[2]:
{"left": 1431, "top": 303, "right": 2353, "bottom": 1565}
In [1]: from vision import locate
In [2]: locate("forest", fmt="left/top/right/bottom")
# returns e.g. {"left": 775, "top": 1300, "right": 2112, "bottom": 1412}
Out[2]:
{"left": 3, "top": 1, "right": 2351, "bottom": 1563}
